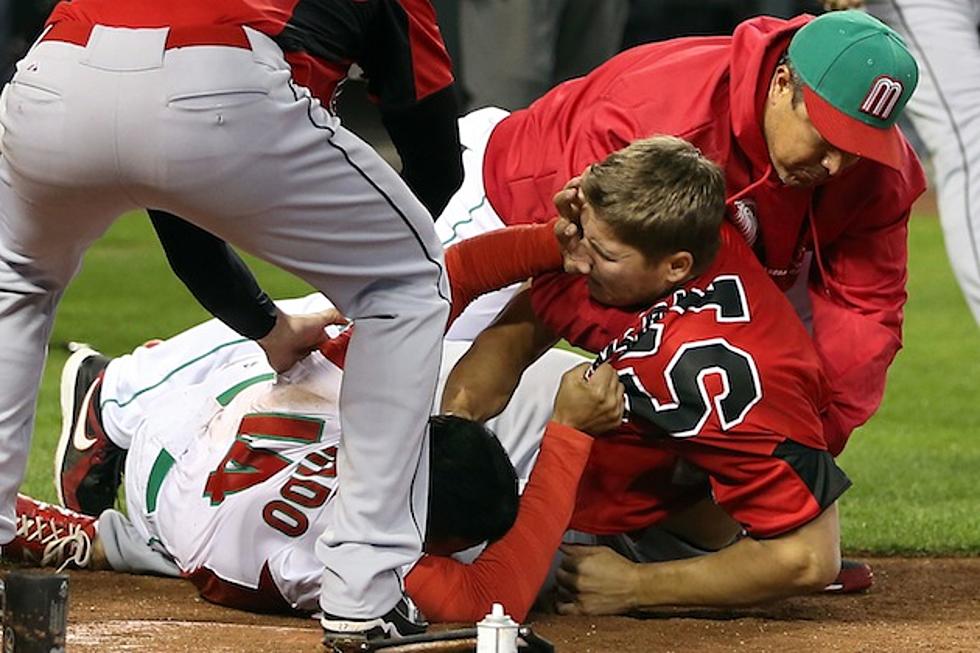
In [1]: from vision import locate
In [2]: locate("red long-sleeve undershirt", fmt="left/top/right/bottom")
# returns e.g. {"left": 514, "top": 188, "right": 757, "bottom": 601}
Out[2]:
{"left": 319, "top": 220, "right": 561, "bottom": 366}
{"left": 405, "top": 421, "right": 593, "bottom": 622}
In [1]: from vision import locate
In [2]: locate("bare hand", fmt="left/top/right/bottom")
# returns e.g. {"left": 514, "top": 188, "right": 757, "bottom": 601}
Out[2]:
{"left": 552, "top": 363, "right": 624, "bottom": 434}
{"left": 258, "top": 308, "right": 349, "bottom": 373}
{"left": 552, "top": 175, "right": 592, "bottom": 274}
{"left": 823, "top": 0, "right": 864, "bottom": 10}
{"left": 555, "top": 544, "right": 639, "bottom": 616}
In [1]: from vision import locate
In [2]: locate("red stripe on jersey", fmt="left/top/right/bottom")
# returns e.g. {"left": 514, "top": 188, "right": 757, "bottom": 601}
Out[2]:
{"left": 45, "top": 0, "right": 297, "bottom": 33}
{"left": 186, "top": 562, "right": 299, "bottom": 614}
{"left": 396, "top": 0, "right": 454, "bottom": 100}
{"left": 239, "top": 414, "right": 323, "bottom": 443}
{"left": 318, "top": 331, "right": 351, "bottom": 369}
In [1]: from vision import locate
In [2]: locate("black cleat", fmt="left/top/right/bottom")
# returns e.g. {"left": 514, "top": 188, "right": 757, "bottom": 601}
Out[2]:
{"left": 321, "top": 595, "right": 427, "bottom": 651}
{"left": 54, "top": 347, "right": 125, "bottom": 515}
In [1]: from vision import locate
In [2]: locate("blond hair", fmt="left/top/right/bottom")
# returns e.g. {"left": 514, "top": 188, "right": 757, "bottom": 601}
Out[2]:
{"left": 580, "top": 136, "right": 726, "bottom": 274}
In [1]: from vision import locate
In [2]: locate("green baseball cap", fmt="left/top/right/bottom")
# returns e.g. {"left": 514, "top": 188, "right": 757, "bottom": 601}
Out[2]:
{"left": 788, "top": 10, "right": 918, "bottom": 170}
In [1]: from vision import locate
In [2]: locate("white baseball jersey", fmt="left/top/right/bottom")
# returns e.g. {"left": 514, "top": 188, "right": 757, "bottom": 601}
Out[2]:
{"left": 102, "top": 297, "right": 581, "bottom": 611}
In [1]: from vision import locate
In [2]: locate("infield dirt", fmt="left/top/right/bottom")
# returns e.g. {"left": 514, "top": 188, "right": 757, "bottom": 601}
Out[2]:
{"left": 6, "top": 556, "right": 974, "bottom": 652}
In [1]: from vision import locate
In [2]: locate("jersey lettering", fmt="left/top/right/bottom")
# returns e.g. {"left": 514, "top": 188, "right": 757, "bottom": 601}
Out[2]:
{"left": 262, "top": 501, "right": 308, "bottom": 538}
{"left": 204, "top": 413, "right": 325, "bottom": 505}
{"left": 620, "top": 338, "right": 762, "bottom": 437}
{"left": 592, "top": 275, "right": 751, "bottom": 374}
{"left": 670, "top": 275, "right": 750, "bottom": 322}
{"left": 595, "top": 275, "right": 760, "bottom": 437}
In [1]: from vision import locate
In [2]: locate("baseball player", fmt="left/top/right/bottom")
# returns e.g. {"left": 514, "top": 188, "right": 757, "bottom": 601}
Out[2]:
{"left": 10, "top": 216, "right": 621, "bottom": 625}
{"left": 0, "top": 0, "right": 462, "bottom": 643}
{"left": 436, "top": 10, "right": 926, "bottom": 457}
{"left": 840, "top": 0, "right": 980, "bottom": 325}
{"left": 6, "top": 301, "right": 617, "bottom": 624}
{"left": 443, "top": 136, "right": 852, "bottom": 612}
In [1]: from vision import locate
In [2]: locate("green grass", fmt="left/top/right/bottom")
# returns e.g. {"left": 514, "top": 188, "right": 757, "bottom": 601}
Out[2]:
{"left": 22, "top": 210, "right": 980, "bottom": 554}
{"left": 835, "top": 214, "right": 980, "bottom": 554}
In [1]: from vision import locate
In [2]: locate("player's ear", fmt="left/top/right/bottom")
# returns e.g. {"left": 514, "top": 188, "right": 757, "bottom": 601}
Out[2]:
{"left": 769, "top": 64, "right": 793, "bottom": 101}
{"left": 663, "top": 251, "right": 694, "bottom": 284}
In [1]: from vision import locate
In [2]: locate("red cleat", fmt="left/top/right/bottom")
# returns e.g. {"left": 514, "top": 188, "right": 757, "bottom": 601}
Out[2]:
{"left": 4, "top": 495, "right": 98, "bottom": 570}
{"left": 823, "top": 559, "right": 873, "bottom": 593}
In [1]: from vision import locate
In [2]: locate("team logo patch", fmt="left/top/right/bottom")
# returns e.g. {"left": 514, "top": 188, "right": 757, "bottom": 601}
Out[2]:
{"left": 860, "top": 75, "right": 904, "bottom": 121}
{"left": 731, "top": 199, "right": 759, "bottom": 246}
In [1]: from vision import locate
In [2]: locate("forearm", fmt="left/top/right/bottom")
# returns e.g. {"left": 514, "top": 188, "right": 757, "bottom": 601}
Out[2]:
{"left": 406, "top": 422, "right": 593, "bottom": 622}
{"left": 382, "top": 85, "right": 463, "bottom": 217}
{"left": 441, "top": 288, "right": 558, "bottom": 420}
{"left": 445, "top": 221, "right": 562, "bottom": 326}
{"left": 149, "top": 210, "right": 276, "bottom": 339}
{"left": 627, "top": 506, "right": 840, "bottom": 609}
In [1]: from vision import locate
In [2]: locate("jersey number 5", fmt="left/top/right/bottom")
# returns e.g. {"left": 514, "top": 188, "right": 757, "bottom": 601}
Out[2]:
{"left": 620, "top": 338, "right": 762, "bottom": 438}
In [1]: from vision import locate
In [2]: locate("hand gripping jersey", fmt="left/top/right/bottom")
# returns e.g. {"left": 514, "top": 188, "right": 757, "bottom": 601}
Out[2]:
{"left": 116, "top": 222, "right": 576, "bottom": 619}
{"left": 533, "top": 224, "right": 852, "bottom": 539}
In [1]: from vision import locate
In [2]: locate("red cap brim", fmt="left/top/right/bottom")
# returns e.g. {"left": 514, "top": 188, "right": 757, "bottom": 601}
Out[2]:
{"left": 803, "top": 85, "right": 904, "bottom": 170}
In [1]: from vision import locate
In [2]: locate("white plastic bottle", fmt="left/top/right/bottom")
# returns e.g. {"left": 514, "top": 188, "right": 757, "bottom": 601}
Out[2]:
{"left": 476, "top": 602, "right": 519, "bottom": 653}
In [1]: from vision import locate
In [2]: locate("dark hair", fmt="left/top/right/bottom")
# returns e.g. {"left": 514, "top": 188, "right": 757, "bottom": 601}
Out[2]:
{"left": 777, "top": 52, "right": 806, "bottom": 107}
{"left": 426, "top": 415, "right": 519, "bottom": 548}
{"left": 580, "top": 135, "right": 727, "bottom": 276}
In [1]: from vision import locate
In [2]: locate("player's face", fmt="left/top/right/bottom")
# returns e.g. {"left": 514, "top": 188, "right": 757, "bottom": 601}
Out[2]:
{"left": 763, "top": 66, "right": 860, "bottom": 187}
{"left": 572, "top": 206, "right": 689, "bottom": 307}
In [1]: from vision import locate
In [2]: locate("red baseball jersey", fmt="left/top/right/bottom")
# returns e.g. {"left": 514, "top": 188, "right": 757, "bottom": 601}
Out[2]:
{"left": 46, "top": 0, "right": 454, "bottom": 109}
{"left": 533, "top": 224, "right": 851, "bottom": 538}
{"left": 481, "top": 14, "right": 927, "bottom": 455}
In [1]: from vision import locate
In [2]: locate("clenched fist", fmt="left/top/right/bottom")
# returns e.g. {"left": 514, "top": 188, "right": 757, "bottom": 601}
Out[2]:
{"left": 552, "top": 362, "right": 625, "bottom": 435}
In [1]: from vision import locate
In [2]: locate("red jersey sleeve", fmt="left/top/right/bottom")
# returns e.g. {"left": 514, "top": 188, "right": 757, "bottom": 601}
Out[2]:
{"left": 808, "top": 204, "right": 910, "bottom": 455}
{"left": 404, "top": 422, "right": 592, "bottom": 623}
{"left": 321, "top": 221, "right": 562, "bottom": 367}
{"left": 360, "top": 0, "right": 455, "bottom": 108}
{"left": 677, "top": 438, "right": 850, "bottom": 538}
{"left": 446, "top": 221, "right": 562, "bottom": 327}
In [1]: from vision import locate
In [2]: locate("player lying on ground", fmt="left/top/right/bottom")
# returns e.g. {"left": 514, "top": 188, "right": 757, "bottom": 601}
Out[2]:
{"left": 6, "top": 302, "right": 618, "bottom": 624}
{"left": 7, "top": 221, "right": 622, "bottom": 626}
{"left": 443, "top": 136, "right": 853, "bottom": 615}
{"left": 9, "top": 141, "right": 856, "bottom": 619}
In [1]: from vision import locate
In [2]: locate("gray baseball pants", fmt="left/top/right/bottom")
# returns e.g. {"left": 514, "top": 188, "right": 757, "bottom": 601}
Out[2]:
{"left": 0, "top": 25, "right": 448, "bottom": 618}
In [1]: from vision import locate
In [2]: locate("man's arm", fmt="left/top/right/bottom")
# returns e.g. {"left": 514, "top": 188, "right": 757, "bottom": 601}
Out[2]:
{"left": 318, "top": 221, "right": 564, "bottom": 367}
{"left": 441, "top": 287, "right": 560, "bottom": 421}
{"left": 556, "top": 504, "right": 841, "bottom": 614}
{"left": 809, "top": 209, "right": 910, "bottom": 455}
{"left": 381, "top": 86, "right": 463, "bottom": 217}
{"left": 149, "top": 210, "right": 339, "bottom": 372}
{"left": 359, "top": 0, "right": 462, "bottom": 216}
{"left": 406, "top": 363, "right": 625, "bottom": 623}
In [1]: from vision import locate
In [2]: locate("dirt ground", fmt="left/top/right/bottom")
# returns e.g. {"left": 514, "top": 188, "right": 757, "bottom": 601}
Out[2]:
{"left": 1, "top": 556, "right": 972, "bottom": 652}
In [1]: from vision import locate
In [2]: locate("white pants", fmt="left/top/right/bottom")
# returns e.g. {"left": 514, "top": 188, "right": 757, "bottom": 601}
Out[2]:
{"left": 98, "top": 297, "right": 588, "bottom": 607}
{"left": 0, "top": 26, "right": 449, "bottom": 617}
{"left": 434, "top": 107, "right": 518, "bottom": 340}
{"left": 869, "top": 0, "right": 980, "bottom": 324}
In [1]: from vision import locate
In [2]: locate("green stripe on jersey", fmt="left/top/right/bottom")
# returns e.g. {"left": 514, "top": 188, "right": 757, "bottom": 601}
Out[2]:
{"left": 146, "top": 449, "right": 176, "bottom": 513}
{"left": 216, "top": 372, "right": 276, "bottom": 407}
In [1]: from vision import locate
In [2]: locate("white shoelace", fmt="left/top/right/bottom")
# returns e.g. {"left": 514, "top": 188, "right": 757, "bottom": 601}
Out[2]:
{"left": 15, "top": 510, "right": 93, "bottom": 572}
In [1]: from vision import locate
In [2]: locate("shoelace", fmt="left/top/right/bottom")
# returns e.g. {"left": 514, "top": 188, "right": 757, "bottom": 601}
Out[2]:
{"left": 15, "top": 510, "right": 92, "bottom": 571}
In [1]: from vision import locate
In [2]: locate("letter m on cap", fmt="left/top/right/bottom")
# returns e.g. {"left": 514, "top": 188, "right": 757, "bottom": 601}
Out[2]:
{"left": 860, "top": 75, "right": 904, "bottom": 121}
